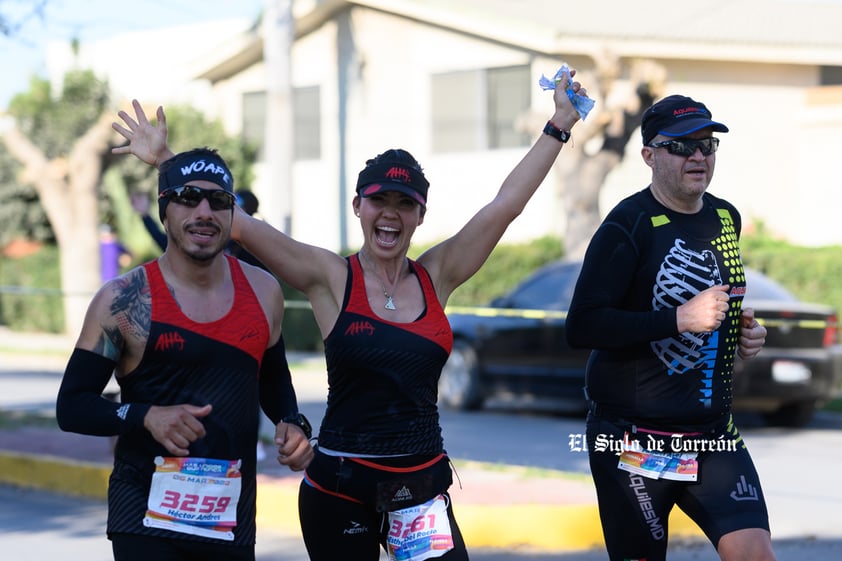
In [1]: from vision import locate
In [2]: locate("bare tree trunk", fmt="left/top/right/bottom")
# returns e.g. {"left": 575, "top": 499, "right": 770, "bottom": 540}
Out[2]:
{"left": 519, "top": 57, "right": 665, "bottom": 259}
{"left": 1, "top": 113, "right": 115, "bottom": 335}
{"left": 559, "top": 151, "right": 622, "bottom": 259}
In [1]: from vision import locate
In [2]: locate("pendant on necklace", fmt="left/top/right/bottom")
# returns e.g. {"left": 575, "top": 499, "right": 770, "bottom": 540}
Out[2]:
{"left": 384, "top": 294, "right": 396, "bottom": 310}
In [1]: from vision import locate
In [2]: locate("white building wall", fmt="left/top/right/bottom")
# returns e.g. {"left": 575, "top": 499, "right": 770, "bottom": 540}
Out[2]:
{"left": 795, "top": 96, "right": 842, "bottom": 247}
{"left": 289, "top": 21, "right": 343, "bottom": 252}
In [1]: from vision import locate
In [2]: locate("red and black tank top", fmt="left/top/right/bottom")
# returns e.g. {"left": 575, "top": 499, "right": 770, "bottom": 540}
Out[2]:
{"left": 106, "top": 255, "right": 269, "bottom": 545}
{"left": 319, "top": 254, "right": 453, "bottom": 456}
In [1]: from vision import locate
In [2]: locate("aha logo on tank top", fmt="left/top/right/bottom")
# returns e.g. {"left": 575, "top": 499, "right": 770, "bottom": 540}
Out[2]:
{"left": 154, "top": 331, "right": 186, "bottom": 352}
{"left": 345, "top": 320, "right": 376, "bottom": 336}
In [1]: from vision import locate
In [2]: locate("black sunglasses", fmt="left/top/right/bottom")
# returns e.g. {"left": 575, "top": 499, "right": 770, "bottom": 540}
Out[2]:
{"left": 159, "top": 185, "right": 236, "bottom": 211}
{"left": 649, "top": 137, "right": 719, "bottom": 157}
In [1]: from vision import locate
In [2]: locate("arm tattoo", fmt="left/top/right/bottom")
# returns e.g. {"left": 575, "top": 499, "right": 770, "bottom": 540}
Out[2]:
{"left": 94, "top": 269, "right": 152, "bottom": 359}
{"left": 95, "top": 325, "right": 123, "bottom": 361}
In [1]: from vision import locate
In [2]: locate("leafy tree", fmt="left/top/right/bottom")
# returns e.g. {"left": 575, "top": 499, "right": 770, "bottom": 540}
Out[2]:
{"left": 1, "top": 70, "right": 112, "bottom": 334}
{"left": 0, "top": 69, "right": 256, "bottom": 334}
{"left": 0, "top": 72, "right": 112, "bottom": 249}
{"left": 0, "top": 146, "right": 52, "bottom": 247}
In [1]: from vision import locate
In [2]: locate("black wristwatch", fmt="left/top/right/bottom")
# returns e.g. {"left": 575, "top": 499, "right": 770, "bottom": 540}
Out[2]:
{"left": 282, "top": 412, "right": 312, "bottom": 439}
{"left": 543, "top": 120, "right": 570, "bottom": 143}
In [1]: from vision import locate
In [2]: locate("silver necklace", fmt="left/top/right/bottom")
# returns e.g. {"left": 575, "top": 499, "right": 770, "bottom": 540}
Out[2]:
{"left": 383, "top": 290, "right": 397, "bottom": 311}
{"left": 360, "top": 250, "right": 402, "bottom": 311}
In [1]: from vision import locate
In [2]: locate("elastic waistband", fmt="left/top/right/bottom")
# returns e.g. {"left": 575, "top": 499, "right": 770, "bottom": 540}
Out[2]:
{"left": 349, "top": 453, "right": 446, "bottom": 473}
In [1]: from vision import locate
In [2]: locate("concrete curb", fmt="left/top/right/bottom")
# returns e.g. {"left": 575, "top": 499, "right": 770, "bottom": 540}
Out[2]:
{"left": 0, "top": 450, "right": 110, "bottom": 500}
{"left": 0, "top": 448, "right": 704, "bottom": 552}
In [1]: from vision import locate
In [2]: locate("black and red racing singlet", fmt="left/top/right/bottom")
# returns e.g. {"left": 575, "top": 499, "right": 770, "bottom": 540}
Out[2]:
{"left": 106, "top": 255, "right": 269, "bottom": 545}
{"left": 319, "top": 254, "right": 453, "bottom": 456}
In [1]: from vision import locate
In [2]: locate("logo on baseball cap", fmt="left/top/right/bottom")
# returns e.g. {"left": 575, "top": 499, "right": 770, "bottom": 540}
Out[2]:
{"left": 356, "top": 162, "right": 429, "bottom": 207}
{"left": 642, "top": 95, "right": 729, "bottom": 145}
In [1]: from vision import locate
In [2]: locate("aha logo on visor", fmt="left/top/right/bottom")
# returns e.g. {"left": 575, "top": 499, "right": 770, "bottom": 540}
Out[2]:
{"left": 384, "top": 166, "right": 412, "bottom": 184}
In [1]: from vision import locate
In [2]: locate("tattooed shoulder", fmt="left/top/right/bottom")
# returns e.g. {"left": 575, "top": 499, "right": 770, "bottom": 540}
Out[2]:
{"left": 99, "top": 268, "right": 152, "bottom": 353}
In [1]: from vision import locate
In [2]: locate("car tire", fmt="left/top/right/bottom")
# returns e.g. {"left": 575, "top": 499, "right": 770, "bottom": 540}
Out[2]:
{"left": 762, "top": 400, "right": 816, "bottom": 428}
{"left": 439, "top": 340, "right": 484, "bottom": 410}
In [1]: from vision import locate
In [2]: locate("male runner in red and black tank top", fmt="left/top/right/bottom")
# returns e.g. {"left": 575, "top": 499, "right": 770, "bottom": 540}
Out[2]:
{"left": 57, "top": 147, "right": 313, "bottom": 561}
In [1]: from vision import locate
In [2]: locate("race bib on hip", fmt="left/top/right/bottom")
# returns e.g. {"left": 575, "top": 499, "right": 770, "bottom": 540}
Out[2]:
{"left": 144, "top": 456, "right": 242, "bottom": 541}
{"left": 617, "top": 449, "right": 698, "bottom": 482}
{"left": 615, "top": 430, "right": 699, "bottom": 481}
{"left": 386, "top": 494, "right": 454, "bottom": 561}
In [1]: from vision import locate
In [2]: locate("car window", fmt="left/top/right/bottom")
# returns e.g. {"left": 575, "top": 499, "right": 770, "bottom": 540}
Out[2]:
{"left": 499, "top": 265, "right": 796, "bottom": 310}
{"left": 744, "top": 269, "right": 798, "bottom": 302}
{"left": 506, "top": 263, "right": 581, "bottom": 311}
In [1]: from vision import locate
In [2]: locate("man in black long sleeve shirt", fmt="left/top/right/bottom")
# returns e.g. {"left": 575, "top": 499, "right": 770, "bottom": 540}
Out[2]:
{"left": 566, "top": 95, "right": 776, "bottom": 561}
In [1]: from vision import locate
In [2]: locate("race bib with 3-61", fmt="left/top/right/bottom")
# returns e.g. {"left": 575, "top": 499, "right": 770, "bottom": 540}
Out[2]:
{"left": 386, "top": 494, "right": 454, "bottom": 561}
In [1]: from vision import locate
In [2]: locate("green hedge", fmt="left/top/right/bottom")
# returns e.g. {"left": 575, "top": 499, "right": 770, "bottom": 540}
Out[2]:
{"left": 742, "top": 247, "right": 842, "bottom": 313}
{"left": 740, "top": 226, "right": 842, "bottom": 317}
{"left": 441, "top": 235, "right": 564, "bottom": 306}
{"left": 0, "top": 245, "right": 64, "bottom": 333}
{"left": 279, "top": 296, "right": 322, "bottom": 352}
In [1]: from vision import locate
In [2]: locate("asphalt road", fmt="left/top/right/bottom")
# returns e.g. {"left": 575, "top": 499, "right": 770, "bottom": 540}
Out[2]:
{"left": 3, "top": 485, "right": 842, "bottom": 561}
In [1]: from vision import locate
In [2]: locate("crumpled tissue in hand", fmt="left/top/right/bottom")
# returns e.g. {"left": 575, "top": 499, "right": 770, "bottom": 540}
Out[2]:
{"left": 539, "top": 64, "right": 596, "bottom": 121}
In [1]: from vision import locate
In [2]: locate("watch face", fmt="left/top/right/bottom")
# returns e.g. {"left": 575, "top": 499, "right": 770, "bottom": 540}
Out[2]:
{"left": 543, "top": 121, "right": 569, "bottom": 143}
{"left": 298, "top": 414, "right": 312, "bottom": 436}
{"left": 284, "top": 413, "right": 312, "bottom": 439}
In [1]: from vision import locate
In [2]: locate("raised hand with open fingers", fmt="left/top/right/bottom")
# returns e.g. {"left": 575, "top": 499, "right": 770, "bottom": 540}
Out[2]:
{"left": 112, "top": 99, "right": 174, "bottom": 167}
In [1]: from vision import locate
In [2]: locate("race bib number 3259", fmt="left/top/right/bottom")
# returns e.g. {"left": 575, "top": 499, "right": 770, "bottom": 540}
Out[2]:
{"left": 144, "top": 456, "right": 242, "bottom": 541}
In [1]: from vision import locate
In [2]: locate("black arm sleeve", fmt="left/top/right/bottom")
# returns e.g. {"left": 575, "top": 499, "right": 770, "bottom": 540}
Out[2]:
{"left": 141, "top": 214, "right": 168, "bottom": 251}
{"left": 56, "top": 348, "right": 150, "bottom": 436}
{"left": 258, "top": 335, "right": 299, "bottom": 425}
{"left": 566, "top": 219, "right": 678, "bottom": 350}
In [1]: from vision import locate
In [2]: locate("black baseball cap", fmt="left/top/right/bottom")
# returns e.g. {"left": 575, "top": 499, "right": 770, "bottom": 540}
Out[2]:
{"left": 642, "top": 95, "right": 729, "bottom": 145}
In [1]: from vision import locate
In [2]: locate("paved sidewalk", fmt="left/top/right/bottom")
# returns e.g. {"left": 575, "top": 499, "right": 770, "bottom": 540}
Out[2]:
{"left": 0, "top": 328, "right": 705, "bottom": 553}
